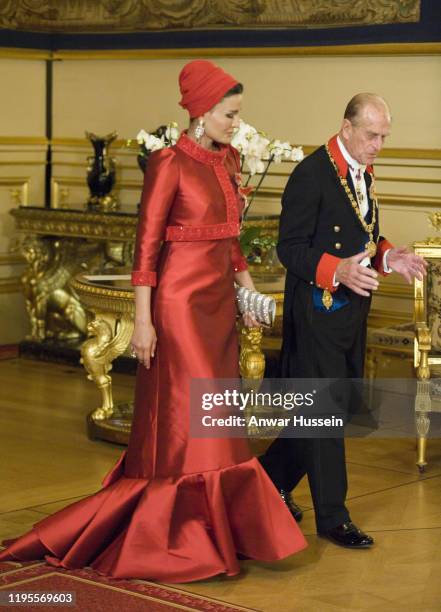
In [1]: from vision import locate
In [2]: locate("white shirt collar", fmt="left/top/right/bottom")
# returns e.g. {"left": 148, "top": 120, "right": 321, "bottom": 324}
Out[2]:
{"left": 337, "top": 135, "right": 366, "bottom": 175}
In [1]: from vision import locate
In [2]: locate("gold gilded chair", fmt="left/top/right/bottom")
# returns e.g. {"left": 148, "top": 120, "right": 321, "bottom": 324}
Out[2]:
{"left": 414, "top": 237, "right": 441, "bottom": 472}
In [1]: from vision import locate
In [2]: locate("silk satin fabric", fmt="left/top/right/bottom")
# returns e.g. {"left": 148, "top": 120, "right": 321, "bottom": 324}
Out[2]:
{"left": 0, "top": 135, "right": 307, "bottom": 583}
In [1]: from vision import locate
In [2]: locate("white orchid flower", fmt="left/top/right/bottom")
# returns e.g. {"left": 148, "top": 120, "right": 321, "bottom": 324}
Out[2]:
{"left": 145, "top": 133, "right": 165, "bottom": 151}
{"left": 247, "top": 134, "right": 268, "bottom": 158}
{"left": 291, "top": 146, "right": 304, "bottom": 162}
{"left": 136, "top": 129, "right": 150, "bottom": 145}
{"left": 136, "top": 130, "right": 164, "bottom": 151}
{"left": 269, "top": 139, "right": 288, "bottom": 157}
{"left": 238, "top": 120, "right": 257, "bottom": 138}
{"left": 231, "top": 129, "right": 251, "bottom": 154}
{"left": 244, "top": 155, "right": 265, "bottom": 176}
{"left": 166, "top": 122, "right": 179, "bottom": 144}
{"left": 231, "top": 119, "right": 260, "bottom": 153}
{"left": 231, "top": 134, "right": 250, "bottom": 154}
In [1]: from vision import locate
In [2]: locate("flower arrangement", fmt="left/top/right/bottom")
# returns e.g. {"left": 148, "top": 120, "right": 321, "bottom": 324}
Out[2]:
{"left": 128, "top": 122, "right": 179, "bottom": 173}
{"left": 231, "top": 120, "right": 303, "bottom": 222}
{"left": 130, "top": 120, "right": 303, "bottom": 265}
{"left": 232, "top": 120, "right": 303, "bottom": 168}
{"left": 230, "top": 121, "right": 303, "bottom": 264}
{"left": 137, "top": 122, "right": 180, "bottom": 151}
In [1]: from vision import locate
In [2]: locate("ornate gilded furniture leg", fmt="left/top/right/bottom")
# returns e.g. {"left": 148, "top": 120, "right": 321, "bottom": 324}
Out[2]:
{"left": 71, "top": 275, "right": 136, "bottom": 444}
{"left": 414, "top": 322, "right": 432, "bottom": 472}
{"left": 412, "top": 241, "right": 441, "bottom": 473}
{"left": 239, "top": 325, "right": 267, "bottom": 446}
{"left": 239, "top": 326, "right": 265, "bottom": 383}
{"left": 20, "top": 236, "right": 52, "bottom": 340}
{"left": 19, "top": 235, "right": 102, "bottom": 341}
{"left": 80, "top": 312, "right": 134, "bottom": 421}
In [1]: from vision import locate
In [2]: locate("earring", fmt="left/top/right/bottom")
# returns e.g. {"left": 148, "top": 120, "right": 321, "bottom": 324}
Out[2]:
{"left": 194, "top": 119, "right": 205, "bottom": 142}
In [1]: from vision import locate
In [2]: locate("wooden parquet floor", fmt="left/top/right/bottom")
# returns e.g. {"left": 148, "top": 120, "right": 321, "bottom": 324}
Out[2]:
{"left": 1, "top": 358, "right": 441, "bottom": 611}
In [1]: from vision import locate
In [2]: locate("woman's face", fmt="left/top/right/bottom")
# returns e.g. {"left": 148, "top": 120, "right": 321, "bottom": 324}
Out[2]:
{"left": 203, "top": 94, "right": 242, "bottom": 144}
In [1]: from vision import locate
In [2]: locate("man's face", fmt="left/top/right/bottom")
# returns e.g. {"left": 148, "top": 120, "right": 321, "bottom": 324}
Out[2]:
{"left": 341, "top": 104, "right": 391, "bottom": 165}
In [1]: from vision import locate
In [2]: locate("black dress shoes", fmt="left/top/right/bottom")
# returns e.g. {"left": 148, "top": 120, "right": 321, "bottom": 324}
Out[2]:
{"left": 279, "top": 489, "right": 303, "bottom": 523}
{"left": 318, "top": 521, "right": 374, "bottom": 548}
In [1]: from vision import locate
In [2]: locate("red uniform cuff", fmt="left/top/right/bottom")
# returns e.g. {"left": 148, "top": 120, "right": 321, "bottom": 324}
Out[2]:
{"left": 131, "top": 270, "right": 157, "bottom": 287}
{"left": 373, "top": 239, "right": 394, "bottom": 275}
{"left": 316, "top": 253, "right": 341, "bottom": 292}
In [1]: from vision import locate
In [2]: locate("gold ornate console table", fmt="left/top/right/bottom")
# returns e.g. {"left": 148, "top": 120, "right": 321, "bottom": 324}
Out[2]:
{"left": 72, "top": 272, "right": 284, "bottom": 445}
{"left": 11, "top": 206, "right": 279, "bottom": 350}
{"left": 11, "top": 206, "right": 138, "bottom": 343}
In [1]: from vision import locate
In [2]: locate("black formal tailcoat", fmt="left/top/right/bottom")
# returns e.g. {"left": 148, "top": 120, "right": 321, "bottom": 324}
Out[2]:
{"left": 277, "top": 143, "right": 386, "bottom": 377}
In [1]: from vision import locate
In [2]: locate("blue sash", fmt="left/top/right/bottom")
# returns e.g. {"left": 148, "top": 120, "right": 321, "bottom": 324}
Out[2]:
{"left": 312, "top": 240, "right": 374, "bottom": 312}
{"left": 312, "top": 286, "right": 349, "bottom": 312}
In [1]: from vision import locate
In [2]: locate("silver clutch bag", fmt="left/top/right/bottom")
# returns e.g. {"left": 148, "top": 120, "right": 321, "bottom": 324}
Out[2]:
{"left": 235, "top": 286, "right": 276, "bottom": 326}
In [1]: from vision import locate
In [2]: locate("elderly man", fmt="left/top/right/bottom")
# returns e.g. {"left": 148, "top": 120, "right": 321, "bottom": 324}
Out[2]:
{"left": 260, "top": 93, "right": 426, "bottom": 548}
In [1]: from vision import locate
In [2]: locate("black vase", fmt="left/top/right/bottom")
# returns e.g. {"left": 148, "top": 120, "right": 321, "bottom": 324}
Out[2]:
{"left": 86, "top": 131, "right": 118, "bottom": 211}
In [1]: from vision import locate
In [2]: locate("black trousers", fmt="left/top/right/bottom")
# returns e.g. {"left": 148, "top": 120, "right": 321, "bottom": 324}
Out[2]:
{"left": 260, "top": 282, "right": 371, "bottom": 531}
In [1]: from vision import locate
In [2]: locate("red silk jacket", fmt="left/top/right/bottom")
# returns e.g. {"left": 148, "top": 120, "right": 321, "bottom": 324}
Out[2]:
{"left": 132, "top": 132, "right": 248, "bottom": 286}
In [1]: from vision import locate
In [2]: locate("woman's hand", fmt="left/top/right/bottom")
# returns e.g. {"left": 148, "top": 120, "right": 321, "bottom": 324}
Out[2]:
{"left": 235, "top": 270, "right": 261, "bottom": 327}
{"left": 242, "top": 311, "right": 261, "bottom": 328}
{"left": 131, "top": 322, "right": 157, "bottom": 369}
{"left": 234, "top": 269, "right": 255, "bottom": 291}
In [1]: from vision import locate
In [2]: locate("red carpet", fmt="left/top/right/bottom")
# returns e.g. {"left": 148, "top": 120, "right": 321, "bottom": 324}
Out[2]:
{"left": 0, "top": 558, "right": 257, "bottom": 611}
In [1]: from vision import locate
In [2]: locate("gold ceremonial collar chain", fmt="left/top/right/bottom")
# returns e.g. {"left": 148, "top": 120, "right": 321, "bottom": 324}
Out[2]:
{"left": 325, "top": 143, "right": 378, "bottom": 257}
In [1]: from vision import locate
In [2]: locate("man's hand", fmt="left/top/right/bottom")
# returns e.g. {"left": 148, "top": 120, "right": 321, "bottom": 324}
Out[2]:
{"left": 335, "top": 250, "right": 379, "bottom": 297}
{"left": 386, "top": 246, "right": 427, "bottom": 283}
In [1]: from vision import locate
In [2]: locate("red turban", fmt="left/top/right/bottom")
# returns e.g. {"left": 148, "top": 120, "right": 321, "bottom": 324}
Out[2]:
{"left": 179, "top": 60, "right": 239, "bottom": 118}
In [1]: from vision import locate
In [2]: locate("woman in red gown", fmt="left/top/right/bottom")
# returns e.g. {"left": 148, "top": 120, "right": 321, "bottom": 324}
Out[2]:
{"left": 0, "top": 60, "right": 306, "bottom": 582}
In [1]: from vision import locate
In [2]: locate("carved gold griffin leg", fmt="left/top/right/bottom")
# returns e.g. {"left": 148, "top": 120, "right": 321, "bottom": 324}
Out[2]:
{"left": 80, "top": 312, "right": 134, "bottom": 421}
{"left": 20, "top": 236, "right": 51, "bottom": 341}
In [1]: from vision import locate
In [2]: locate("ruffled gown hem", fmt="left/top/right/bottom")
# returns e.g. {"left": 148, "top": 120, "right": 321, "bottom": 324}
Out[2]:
{"left": 0, "top": 457, "right": 307, "bottom": 583}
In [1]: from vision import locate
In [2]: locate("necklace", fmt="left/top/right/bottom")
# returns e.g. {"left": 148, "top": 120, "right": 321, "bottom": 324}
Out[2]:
{"left": 354, "top": 169, "right": 365, "bottom": 210}
{"left": 325, "top": 144, "right": 378, "bottom": 258}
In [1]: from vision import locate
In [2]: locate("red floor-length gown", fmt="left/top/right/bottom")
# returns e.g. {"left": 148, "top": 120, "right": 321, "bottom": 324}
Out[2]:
{"left": 0, "top": 133, "right": 307, "bottom": 582}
